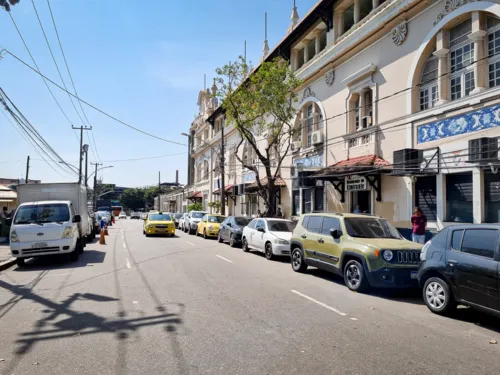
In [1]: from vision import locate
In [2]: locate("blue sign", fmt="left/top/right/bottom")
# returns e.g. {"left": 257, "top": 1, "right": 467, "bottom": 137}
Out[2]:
{"left": 418, "top": 104, "right": 500, "bottom": 143}
{"left": 243, "top": 172, "right": 256, "bottom": 182}
{"left": 295, "top": 154, "right": 323, "bottom": 168}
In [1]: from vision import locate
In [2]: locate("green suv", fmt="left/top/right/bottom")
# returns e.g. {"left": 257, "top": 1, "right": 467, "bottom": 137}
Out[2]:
{"left": 290, "top": 213, "right": 423, "bottom": 292}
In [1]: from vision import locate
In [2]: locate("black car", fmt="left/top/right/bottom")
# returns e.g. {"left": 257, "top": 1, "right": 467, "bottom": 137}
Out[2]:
{"left": 418, "top": 224, "right": 500, "bottom": 317}
{"left": 218, "top": 216, "right": 252, "bottom": 247}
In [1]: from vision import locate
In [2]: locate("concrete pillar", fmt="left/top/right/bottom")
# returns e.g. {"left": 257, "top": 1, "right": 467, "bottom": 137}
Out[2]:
{"left": 469, "top": 12, "right": 487, "bottom": 94}
{"left": 372, "top": 0, "right": 379, "bottom": 9}
{"left": 473, "top": 168, "right": 484, "bottom": 223}
{"left": 337, "top": 12, "right": 344, "bottom": 39}
{"left": 354, "top": 0, "right": 360, "bottom": 24}
{"left": 303, "top": 39, "right": 311, "bottom": 62}
{"left": 315, "top": 30, "right": 322, "bottom": 54}
{"left": 291, "top": 49, "right": 298, "bottom": 71}
{"left": 433, "top": 30, "right": 450, "bottom": 105}
{"left": 436, "top": 173, "right": 446, "bottom": 230}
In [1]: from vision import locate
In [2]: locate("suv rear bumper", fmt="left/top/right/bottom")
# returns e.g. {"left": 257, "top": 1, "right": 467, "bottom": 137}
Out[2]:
{"left": 366, "top": 267, "right": 419, "bottom": 288}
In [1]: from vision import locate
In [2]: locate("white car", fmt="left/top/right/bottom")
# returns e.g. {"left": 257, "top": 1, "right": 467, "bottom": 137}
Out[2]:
{"left": 242, "top": 218, "right": 296, "bottom": 260}
{"left": 119, "top": 212, "right": 127, "bottom": 219}
{"left": 178, "top": 213, "right": 188, "bottom": 231}
{"left": 184, "top": 211, "right": 208, "bottom": 235}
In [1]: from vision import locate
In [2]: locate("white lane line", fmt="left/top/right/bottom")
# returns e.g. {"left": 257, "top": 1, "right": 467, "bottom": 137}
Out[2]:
{"left": 126, "top": 259, "right": 132, "bottom": 269}
{"left": 216, "top": 255, "right": 233, "bottom": 263}
{"left": 290, "top": 290, "right": 347, "bottom": 316}
{"left": 350, "top": 317, "right": 358, "bottom": 321}
{"left": 186, "top": 241, "right": 196, "bottom": 247}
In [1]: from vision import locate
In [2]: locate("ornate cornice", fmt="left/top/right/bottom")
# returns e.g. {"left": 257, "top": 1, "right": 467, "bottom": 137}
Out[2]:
{"left": 434, "top": 0, "right": 476, "bottom": 26}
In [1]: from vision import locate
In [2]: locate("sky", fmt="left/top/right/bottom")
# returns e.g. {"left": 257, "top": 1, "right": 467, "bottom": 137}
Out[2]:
{"left": 0, "top": 0, "right": 317, "bottom": 187}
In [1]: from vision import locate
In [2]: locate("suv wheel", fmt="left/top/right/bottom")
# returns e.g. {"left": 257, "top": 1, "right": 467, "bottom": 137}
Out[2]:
{"left": 423, "top": 277, "right": 456, "bottom": 315}
{"left": 291, "top": 248, "right": 307, "bottom": 273}
{"left": 264, "top": 242, "right": 274, "bottom": 260}
{"left": 217, "top": 232, "right": 223, "bottom": 243}
{"left": 344, "top": 260, "right": 369, "bottom": 292}
{"left": 229, "top": 234, "right": 236, "bottom": 248}
{"left": 242, "top": 238, "right": 250, "bottom": 252}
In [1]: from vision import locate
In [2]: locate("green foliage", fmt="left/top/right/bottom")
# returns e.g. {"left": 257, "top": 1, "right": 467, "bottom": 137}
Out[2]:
{"left": 187, "top": 202, "right": 203, "bottom": 212}
{"left": 207, "top": 201, "right": 221, "bottom": 213}
{"left": 120, "top": 188, "right": 146, "bottom": 210}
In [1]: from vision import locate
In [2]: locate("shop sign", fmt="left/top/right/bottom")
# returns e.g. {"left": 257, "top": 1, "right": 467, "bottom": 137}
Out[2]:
{"left": 243, "top": 172, "right": 256, "bottom": 182}
{"left": 295, "top": 154, "right": 323, "bottom": 168}
{"left": 345, "top": 176, "right": 368, "bottom": 191}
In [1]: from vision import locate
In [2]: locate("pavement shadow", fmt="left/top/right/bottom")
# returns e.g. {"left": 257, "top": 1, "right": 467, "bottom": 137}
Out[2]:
{"left": 0, "top": 279, "right": 185, "bottom": 374}
{"left": 449, "top": 307, "right": 500, "bottom": 334}
{"left": 246, "top": 250, "right": 291, "bottom": 263}
{"left": 12, "top": 250, "right": 107, "bottom": 272}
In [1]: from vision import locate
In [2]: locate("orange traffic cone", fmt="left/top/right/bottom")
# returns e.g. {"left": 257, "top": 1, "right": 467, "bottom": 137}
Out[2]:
{"left": 104, "top": 226, "right": 109, "bottom": 236}
{"left": 99, "top": 229, "right": 106, "bottom": 245}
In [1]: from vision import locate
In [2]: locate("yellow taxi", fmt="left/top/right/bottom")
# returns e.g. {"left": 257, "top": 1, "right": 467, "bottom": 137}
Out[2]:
{"left": 197, "top": 214, "right": 226, "bottom": 239}
{"left": 143, "top": 212, "right": 176, "bottom": 237}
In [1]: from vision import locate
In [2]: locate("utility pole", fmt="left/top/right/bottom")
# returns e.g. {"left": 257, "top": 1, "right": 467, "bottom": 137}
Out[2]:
{"left": 25, "top": 155, "right": 30, "bottom": 182}
{"left": 84, "top": 150, "right": 88, "bottom": 186}
{"left": 220, "top": 122, "right": 226, "bottom": 216}
{"left": 158, "top": 171, "right": 161, "bottom": 211}
{"left": 91, "top": 162, "right": 102, "bottom": 210}
{"left": 72, "top": 125, "right": 91, "bottom": 184}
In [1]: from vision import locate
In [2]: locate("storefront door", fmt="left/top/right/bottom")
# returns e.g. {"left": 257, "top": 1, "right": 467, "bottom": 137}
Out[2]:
{"left": 351, "top": 191, "right": 371, "bottom": 214}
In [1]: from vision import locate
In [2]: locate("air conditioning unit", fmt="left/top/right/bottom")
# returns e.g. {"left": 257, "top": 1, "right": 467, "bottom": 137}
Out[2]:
{"left": 362, "top": 116, "right": 372, "bottom": 128}
{"left": 312, "top": 130, "right": 324, "bottom": 145}
{"left": 393, "top": 149, "right": 423, "bottom": 175}
{"left": 291, "top": 141, "right": 302, "bottom": 152}
{"left": 231, "top": 185, "right": 239, "bottom": 196}
{"left": 238, "top": 183, "right": 246, "bottom": 196}
{"left": 468, "top": 137, "right": 498, "bottom": 163}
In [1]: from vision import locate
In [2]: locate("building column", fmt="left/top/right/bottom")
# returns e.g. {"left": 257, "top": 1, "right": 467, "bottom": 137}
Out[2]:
{"left": 299, "top": 188, "right": 303, "bottom": 215}
{"left": 291, "top": 49, "right": 298, "bottom": 71}
{"left": 472, "top": 168, "right": 484, "bottom": 223}
{"left": 372, "top": 0, "right": 379, "bottom": 9}
{"left": 336, "top": 12, "right": 344, "bottom": 39}
{"left": 469, "top": 12, "right": 487, "bottom": 94}
{"left": 370, "top": 85, "right": 377, "bottom": 126}
{"left": 303, "top": 39, "right": 311, "bottom": 62}
{"left": 436, "top": 173, "right": 446, "bottom": 230}
{"left": 433, "top": 49, "right": 449, "bottom": 105}
{"left": 354, "top": 0, "right": 361, "bottom": 24}
{"left": 314, "top": 30, "right": 322, "bottom": 54}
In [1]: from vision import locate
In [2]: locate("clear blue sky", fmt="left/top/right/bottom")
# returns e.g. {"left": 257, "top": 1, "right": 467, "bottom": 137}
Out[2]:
{"left": 0, "top": 0, "right": 316, "bottom": 187}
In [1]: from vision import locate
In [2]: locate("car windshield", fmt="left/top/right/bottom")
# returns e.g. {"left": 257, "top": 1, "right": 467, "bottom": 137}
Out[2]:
{"left": 344, "top": 217, "right": 402, "bottom": 239}
{"left": 207, "top": 216, "right": 224, "bottom": 223}
{"left": 173, "top": 213, "right": 183, "bottom": 219}
{"left": 235, "top": 217, "right": 251, "bottom": 226}
{"left": 14, "top": 204, "right": 70, "bottom": 224}
{"left": 267, "top": 220, "right": 295, "bottom": 232}
{"left": 191, "top": 212, "right": 205, "bottom": 218}
{"left": 149, "top": 214, "right": 172, "bottom": 221}
{"left": 96, "top": 211, "right": 109, "bottom": 217}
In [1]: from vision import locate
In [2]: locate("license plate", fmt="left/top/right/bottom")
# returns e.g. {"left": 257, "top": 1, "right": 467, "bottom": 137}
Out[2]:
{"left": 32, "top": 242, "right": 48, "bottom": 248}
{"left": 411, "top": 271, "right": 418, "bottom": 279}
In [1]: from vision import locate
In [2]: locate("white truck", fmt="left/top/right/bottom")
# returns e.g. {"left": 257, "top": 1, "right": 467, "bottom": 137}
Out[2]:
{"left": 10, "top": 183, "right": 92, "bottom": 266}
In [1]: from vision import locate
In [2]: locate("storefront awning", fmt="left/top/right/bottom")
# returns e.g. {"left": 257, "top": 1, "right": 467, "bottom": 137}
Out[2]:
{"left": 187, "top": 191, "right": 202, "bottom": 199}
{"left": 312, "top": 155, "right": 390, "bottom": 180}
{"left": 0, "top": 199, "right": 15, "bottom": 203}
{"left": 213, "top": 185, "right": 233, "bottom": 195}
{"left": 246, "top": 177, "right": 286, "bottom": 191}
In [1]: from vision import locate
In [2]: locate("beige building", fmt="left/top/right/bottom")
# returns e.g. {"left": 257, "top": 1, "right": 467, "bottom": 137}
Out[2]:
{"left": 172, "top": 0, "right": 500, "bottom": 235}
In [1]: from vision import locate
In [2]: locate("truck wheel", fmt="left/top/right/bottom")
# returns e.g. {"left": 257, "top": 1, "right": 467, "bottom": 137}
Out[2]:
{"left": 16, "top": 258, "right": 25, "bottom": 267}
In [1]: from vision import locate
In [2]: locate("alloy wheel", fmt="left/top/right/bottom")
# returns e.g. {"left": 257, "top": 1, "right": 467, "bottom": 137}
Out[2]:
{"left": 425, "top": 282, "right": 446, "bottom": 309}
{"left": 229, "top": 234, "right": 235, "bottom": 247}
{"left": 346, "top": 264, "right": 361, "bottom": 288}
{"left": 292, "top": 250, "right": 301, "bottom": 270}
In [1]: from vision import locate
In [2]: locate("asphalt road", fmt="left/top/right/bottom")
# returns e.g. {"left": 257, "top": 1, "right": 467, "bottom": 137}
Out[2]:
{"left": 0, "top": 219, "right": 499, "bottom": 375}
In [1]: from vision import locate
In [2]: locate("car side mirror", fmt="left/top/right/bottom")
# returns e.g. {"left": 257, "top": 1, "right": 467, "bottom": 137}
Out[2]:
{"left": 227, "top": 222, "right": 232, "bottom": 227}
{"left": 330, "top": 229, "right": 341, "bottom": 239}
{"left": 257, "top": 227, "right": 265, "bottom": 233}
{"left": 73, "top": 215, "right": 81, "bottom": 223}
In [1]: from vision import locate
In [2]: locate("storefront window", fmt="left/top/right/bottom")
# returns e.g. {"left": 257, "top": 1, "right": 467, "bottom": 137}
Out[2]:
{"left": 485, "top": 172, "right": 500, "bottom": 223}
{"left": 314, "top": 186, "right": 324, "bottom": 211}
{"left": 293, "top": 191, "right": 300, "bottom": 216}
{"left": 303, "top": 189, "right": 312, "bottom": 213}
{"left": 446, "top": 172, "right": 473, "bottom": 223}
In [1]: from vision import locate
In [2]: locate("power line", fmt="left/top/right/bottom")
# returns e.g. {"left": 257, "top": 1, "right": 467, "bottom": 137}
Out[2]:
{"left": 0, "top": 47, "right": 188, "bottom": 147}
{"left": 29, "top": 151, "right": 189, "bottom": 163}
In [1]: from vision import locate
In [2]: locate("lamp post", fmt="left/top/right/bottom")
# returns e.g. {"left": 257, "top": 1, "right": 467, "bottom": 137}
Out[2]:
{"left": 89, "top": 164, "right": 113, "bottom": 210}
{"left": 181, "top": 131, "right": 226, "bottom": 215}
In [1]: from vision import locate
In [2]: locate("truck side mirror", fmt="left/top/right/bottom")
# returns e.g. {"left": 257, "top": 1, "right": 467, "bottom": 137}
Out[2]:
{"left": 73, "top": 215, "right": 81, "bottom": 223}
{"left": 330, "top": 229, "right": 341, "bottom": 239}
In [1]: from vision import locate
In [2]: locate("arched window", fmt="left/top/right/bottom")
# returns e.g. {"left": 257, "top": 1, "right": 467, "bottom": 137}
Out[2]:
{"left": 293, "top": 102, "right": 322, "bottom": 147}
{"left": 419, "top": 51, "right": 438, "bottom": 110}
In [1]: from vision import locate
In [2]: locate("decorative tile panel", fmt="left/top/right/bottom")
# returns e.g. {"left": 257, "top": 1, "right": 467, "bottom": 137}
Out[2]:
{"left": 294, "top": 154, "right": 323, "bottom": 168}
{"left": 417, "top": 104, "right": 500, "bottom": 143}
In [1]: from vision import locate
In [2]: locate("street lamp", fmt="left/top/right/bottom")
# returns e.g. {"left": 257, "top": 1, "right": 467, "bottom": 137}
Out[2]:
{"left": 181, "top": 130, "right": 226, "bottom": 216}
{"left": 90, "top": 165, "right": 113, "bottom": 210}
{"left": 87, "top": 165, "right": 113, "bottom": 185}
{"left": 59, "top": 161, "right": 79, "bottom": 174}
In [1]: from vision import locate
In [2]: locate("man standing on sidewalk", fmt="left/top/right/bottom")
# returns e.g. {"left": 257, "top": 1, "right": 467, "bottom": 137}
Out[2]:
{"left": 411, "top": 207, "right": 427, "bottom": 244}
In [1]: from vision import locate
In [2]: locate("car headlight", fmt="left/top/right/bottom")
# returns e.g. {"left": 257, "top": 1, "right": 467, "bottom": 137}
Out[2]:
{"left": 62, "top": 226, "right": 74, "bottom": 239}
{"left": 146, "top": 224, "right": 153, "bottom": 229}
{"left": 10, "top": 230, "right": 19, "bottom": 242}
{"left": 420, "top": 241, "right": 431, "bottom": 261}
{"left": 274, "top": 239, "right": 289, "bottom": 245}
{"left": 208, "top": 225, "right": 213, "bottom": 230}
{"left": 382, "top": 250, "right": 393, "bottom": 262}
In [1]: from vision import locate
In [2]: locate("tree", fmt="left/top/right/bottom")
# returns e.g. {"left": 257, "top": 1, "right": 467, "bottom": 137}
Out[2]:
{"left": 187, "top": 202, "right": 203, "bottom": 212}
{"left": 215, "top": 56, "right": 302, "bottom": 217}
{"left": 120, "top": 188, "right": 146, "bottom": 210}
{"left": 207, "top": 201, "right": 221, "bottom": 213}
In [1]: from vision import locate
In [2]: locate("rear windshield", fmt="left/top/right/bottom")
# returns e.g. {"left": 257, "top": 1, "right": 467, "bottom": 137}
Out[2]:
{"left": 344, "top": 217, "right": 402, "bottom": 239}
{"left": 173, "top": 213, "right": 183, "bottom": 219}
{"left": 14, "top": 204, "right": 70, "bottom": 224}
{"left": 235, "top": 217, "right": 251, "bottom": 226}
{"left": 191, "top": 212, "right": 205, "bottom": 218}
{"left": 207, "top": 216, "right": 224, "bottom": 223}
{"left": 149, "top": 214, "right": 171, "bottom": 221}
{"left": 267, "top": 220, "right": 295, "bottom": 232}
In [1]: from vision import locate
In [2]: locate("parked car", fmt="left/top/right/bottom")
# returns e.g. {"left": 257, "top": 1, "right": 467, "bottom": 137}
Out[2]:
{"left": 119, "top": 211, "right": 127, "bottom": 219}
{"left": 96, "top": 211, "right": 111, "bottom": 225}
{"left": 178, "top": 213, "right": 188, "bottom": 231}
{"left": 218, "top": 216, "right": 252, "bottom": 247}
{"left": 242, "top": 218, "right": 296, "bottom": 260}
{"left": 140, "top": 213, "right": 147, "bottom": 220}
{"left": 290, "top": 213, "right": 423, "bottom": 292}
{"left": 185, "top": 211, "right": 208, "bottom": 235}
{"left": 197, "top": 214, "right": 226, "bottom": 239}
{"left": 172, "top": 213, "right": 183, "bottom": 228}
{"left": 143, "top": 213, "right": 175, "bottom": 237}
{"left": 418, "top": 224, "right": 500, "bottom": 317}
{"left": 130, "top": 212, "right": 141, "bottom": 219}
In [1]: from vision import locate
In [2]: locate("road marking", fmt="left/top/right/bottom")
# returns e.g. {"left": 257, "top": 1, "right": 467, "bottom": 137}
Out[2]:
{"left": 290, "top": 290, "right": 347, "bottom": 316}
{"left": 350, "top": 317, "right": 358, "bottom": 321}
{"left": 126, "top": 259, "right": 131, "bottom": 269}
{"left": 216, "top": 255, "right": 233, "bottom": 263}
{"left": 186, "top": 241, "right": 196, "bottom": 247}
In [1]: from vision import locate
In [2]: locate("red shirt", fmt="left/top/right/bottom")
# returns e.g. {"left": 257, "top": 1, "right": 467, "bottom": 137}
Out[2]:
{"left": 411, "top": 214, "right": 427, "bottom": 235}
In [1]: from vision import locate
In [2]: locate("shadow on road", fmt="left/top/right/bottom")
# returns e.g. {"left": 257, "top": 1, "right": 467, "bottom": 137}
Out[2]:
{"left": 12, "top": 250, "right": 107, "bottom": 272}
{"left": 246, "top": 250, "right": 291, "bottom": 263}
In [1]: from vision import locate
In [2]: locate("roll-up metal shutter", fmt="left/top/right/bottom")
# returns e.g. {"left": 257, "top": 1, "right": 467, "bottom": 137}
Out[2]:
{"left": 446, "top": 172, "right": 473, "bottom": 222}
{"left": 415, "top": 176, "right": 437, "bottom": 221}
{"left": 485, "top": 172, "right": 500, "bottom": 223}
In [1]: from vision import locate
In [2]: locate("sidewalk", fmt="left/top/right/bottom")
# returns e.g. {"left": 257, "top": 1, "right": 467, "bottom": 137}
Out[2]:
{"left": 0, "top": 242, "right": 15, "bottom": 271}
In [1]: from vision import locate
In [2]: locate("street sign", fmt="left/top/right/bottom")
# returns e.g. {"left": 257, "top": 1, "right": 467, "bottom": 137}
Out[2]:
{"left": 345, "top": 176, "right": 368, "bottom": 191}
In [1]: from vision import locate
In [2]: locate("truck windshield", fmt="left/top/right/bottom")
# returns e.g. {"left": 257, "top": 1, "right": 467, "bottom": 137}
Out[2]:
{"left": 14, "top": 204, "right": 70, "bottom": 224}
{"left": 344, "top": 217, "right": 402, "bottom": 240}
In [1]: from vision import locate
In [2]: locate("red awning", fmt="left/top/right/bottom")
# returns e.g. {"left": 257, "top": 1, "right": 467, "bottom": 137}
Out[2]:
{"left": 312, "top": 154, "right": 390, "bottom": 179}
{"left": 246, "top": 177, "right": 287, "bottom": 191}
{"left": 188, "top": 191, "right": 202, "bottom": 199}
{"left": 213, "top": 185, "right": 233, "bottom": 195}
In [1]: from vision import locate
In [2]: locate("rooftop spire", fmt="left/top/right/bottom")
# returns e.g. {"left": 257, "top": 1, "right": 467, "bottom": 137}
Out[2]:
{"left": 288, "top": 0, "right": 299, "bottom": 33}
{"left": 262, "top": 12, "right": 269, "bottom": 61}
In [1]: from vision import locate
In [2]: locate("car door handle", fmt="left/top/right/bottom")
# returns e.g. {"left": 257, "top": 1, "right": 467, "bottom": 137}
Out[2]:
{"left": 448, "top": 260, "right": 458, "bottom": 266}
{"left": 301, "top": 235, "right": 306, "bottom": 239}
{"left": 318, "top": 238, "right": 324, "bottom": 243}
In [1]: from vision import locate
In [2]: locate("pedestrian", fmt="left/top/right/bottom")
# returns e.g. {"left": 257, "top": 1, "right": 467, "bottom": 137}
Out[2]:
{"left": 411, "top": 207, "right": 427, "bottom": 244}
{"left": 257, "top": 210, "right": 262, "bottom": 218}
{"left": 0, "top": 206, "right": 8, "bottom": 219}
{"left": 276, "top": 207, "right": 283, "bottom": 218}
{"left": 353, "top": 205, "right": 361, "bottom": 214}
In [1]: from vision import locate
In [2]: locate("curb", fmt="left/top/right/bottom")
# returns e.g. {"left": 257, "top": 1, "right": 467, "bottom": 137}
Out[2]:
{"left": 0, "top": 257, "right": 15, "bottom": 272}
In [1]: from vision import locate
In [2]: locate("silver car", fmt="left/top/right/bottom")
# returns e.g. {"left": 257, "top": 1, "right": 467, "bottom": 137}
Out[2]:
{"left": 185, "top": 211, "right": 208, "bottom": 235}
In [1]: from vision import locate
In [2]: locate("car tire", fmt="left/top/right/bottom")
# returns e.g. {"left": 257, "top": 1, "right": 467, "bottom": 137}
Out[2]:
{"left": 242, "top": 237, "right": 250, "bottom": 252}
{"left": 265, "top": 242, "right": 274, "bottom": 260}
{"left": 70, "top": 242, "right": 80, "bottom": 261}
{"left": 217, "top": 233, "right": 223, "bottom": 243}
{"left": 423, "top": 277, "right": 456, "bottom": 315}
{"left": 16, "top": 258, "right": 25, "bottom": 267}
{"left": 344, "top": 260, "right": 369, "bottom": 292}
{"left": 291, "top": 247, "right": 307, "bottom": 273}
{"left": 203, "top": 229, "right": 208, "bottom": 239}
{"left": 229, "top": 234, "right": 236, "bottom": 248}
